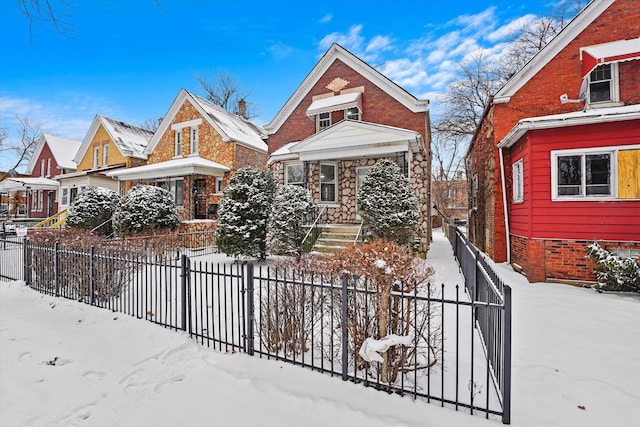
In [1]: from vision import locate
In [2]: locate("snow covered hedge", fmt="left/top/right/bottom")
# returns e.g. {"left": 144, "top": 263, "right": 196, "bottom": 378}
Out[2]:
{"left": 215, "top": 167, "right": 276, "bottom": 261}
{"left": 66, "top": 187, "right": 120, "bottom": 236}
{"left": 586, "top": 242, "right": 640, "bottom": 292}
{"left": 112, "top": 185, "right": 180, "bottom": 237}
{"left": 268, "top": 185, "right": 315, "bottom": 256}
{"left": 357, "top": 159, "right": 418, "bottom": 246}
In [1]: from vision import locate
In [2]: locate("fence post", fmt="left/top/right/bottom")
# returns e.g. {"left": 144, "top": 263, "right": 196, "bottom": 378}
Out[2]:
{"left": 181, "top": 254, "right": 190, "bottom": 333}
{"left": 54, "top": 241, "right": 59, "bottom": 297}
{"left": 246, "top": 263, "right": 255, "bottom": 356}
{"left": 90, "top": 245, "right": 96, "bottom": 305}
{"left": 341, "top": 273, "right": 349, "bottom": 382}
{"left": 23, "top": 239, "right": 30, "bottom": 286}
{"left": 502, "top": 285, "right": 512, "bottom": 425}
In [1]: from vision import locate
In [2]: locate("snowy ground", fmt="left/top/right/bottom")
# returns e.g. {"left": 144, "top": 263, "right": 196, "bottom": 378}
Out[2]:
{"left": 1, "top": 228, "right": 639, "bottom": 426}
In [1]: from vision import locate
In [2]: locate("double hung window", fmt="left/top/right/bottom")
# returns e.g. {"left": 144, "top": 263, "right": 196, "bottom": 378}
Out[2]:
{"left": 320, "top": 163, "right": 337, "bottom": 203}
{"left": 512, "top": 158, "right": 524, "bottom": 203}
{"left": 317, "top": 112, "right": 331, "bottom": 132}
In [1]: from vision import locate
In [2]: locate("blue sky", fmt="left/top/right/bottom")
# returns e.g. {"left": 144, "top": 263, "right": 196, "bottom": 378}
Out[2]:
{"left": 0, "top": 0, "right": 555, "bottom": 171}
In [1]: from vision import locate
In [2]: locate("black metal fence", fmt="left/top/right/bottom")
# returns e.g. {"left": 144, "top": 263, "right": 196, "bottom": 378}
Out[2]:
{"left": 1, "top": 234, "right": 511, "bottom": 424}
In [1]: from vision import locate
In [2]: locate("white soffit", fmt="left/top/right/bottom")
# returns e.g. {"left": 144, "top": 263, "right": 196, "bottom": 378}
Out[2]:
{"left": 107, "top": 156, "right": 230, "bottom": 181}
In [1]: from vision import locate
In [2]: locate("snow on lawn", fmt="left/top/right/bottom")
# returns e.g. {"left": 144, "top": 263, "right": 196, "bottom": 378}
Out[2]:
{"left": 1, "top": 228, "right": 639, "bottom": 426}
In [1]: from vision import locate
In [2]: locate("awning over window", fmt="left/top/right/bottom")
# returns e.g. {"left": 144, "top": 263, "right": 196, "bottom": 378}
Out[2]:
{"left": 107, "top": 156, "right": 230, "bottom": 181}
{"left": 305, "top": 92, "right": 362, "bottom": 117}
{"left": 581, "top": 38, "right": 640, "bottom": 78}
{"left": 0, "top": 177, "right": 59, "bottom": 192}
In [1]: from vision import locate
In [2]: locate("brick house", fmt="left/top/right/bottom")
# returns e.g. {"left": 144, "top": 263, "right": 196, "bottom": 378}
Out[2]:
{"left": 431, "top": 171, "right": 469, "bottom": 228}
{"left": 58, "top": 115, "right": 153, "bottom": 210}
{"left": 465, "top": 0, "right": 640, "bottom": 283}
{"left": 108, "top": 89, "right": 268, "bottom": 223}
{"left": 0, "top": 134, "right": 81, "bottom": 219}
{"left": 265, "top": 43, "right": 432, "bottom": 254}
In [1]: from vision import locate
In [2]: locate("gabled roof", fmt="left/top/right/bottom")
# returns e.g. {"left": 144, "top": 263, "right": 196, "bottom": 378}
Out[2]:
{"left": 26, "top": 133, "right": 82, "bottom": 174}
{"left": 284, "top": 119, "right": 423, "bottom": 162}
{"left": 144, "top": 89, "right": 268, "bottom": 155}
{"left": 494, "top": 0, "right": 616, "bottom": 104}
{"left": 265, "top": 43, "right": 429, "bottom": 134}
{"left": 498, "top": 104, "right": 640, "bottom": 148}
{"left": 74, "top": 115, "right": 153, "bottom": 164}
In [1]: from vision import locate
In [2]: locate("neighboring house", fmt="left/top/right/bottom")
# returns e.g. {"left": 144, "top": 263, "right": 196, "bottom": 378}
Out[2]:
{"left": 432, "top": 171, "right": 469, "bottom": 228}
{"left": 0, "top": 171, "right": 30, "bottom": 218}
{"left": 108, "top": 89, "right": 268, "bottom": 223}
{"left": 58, "top": 115, "right": 153, "bottom": 210}
{"left": 466, "top": 0, "right": 640, "bottom": 283}
{"left": 25, "top": 134, "right": 82, "bottom": 218}
{"left": 265, "top": 43, "right": 432, "bottom": 254}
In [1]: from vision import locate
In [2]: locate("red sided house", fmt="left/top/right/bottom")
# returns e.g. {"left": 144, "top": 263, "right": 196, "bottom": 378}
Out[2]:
{"left": 108, "top": 89, "right": 268, "bottom": 223}
{"left": 0, "top": 134, "right": 81, "bottom": 219}
{"left": 265, "top": 43, "right": 432, "bottom": 254}
{"left": 466, "top": 0, "right": 640, "bottom": 283}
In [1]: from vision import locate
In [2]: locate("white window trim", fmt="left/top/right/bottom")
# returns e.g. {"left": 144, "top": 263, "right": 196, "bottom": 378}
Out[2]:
{"left": 174, "top": 129, "right": 183, "bottom": 158}
{"left": 285, "top": 162, "right": 304, "bottom": 186}
{"left": 60, "top": 187, "right": 69, "bottom": 206}
{"left": 320, "top": 162, "right": 338, "bottom": 204}
{"left": 190, "top": 126, "right": 199, "bottom": 155}
{"left": 103, "top": 144, "right": 109, "bottom": 166}
{"left": 171, "top": 118, "right": 202, "bottom": 130}
{"left": 215, "top": 176, "right": 224, "bottom": 195}
{"left": 589, "top": 63, "right": 621, "bottom": 106}
{"left": 316, "top": 112, "right": 331, "bottom": 132}
{"left": 512, "top": 158, "right": 524, "bottom": 204}
{"left": 38, "top": 190, "right": 43, "bottom": 211}
{"left": 345, "top": 106, "right": 361, "bottom": 121}
{"left": 550, "top": 145, "right": 633, "bottom": 201}
{"left": 93, "top": 146, "right": 100, "bottom": 169}
{"left": 40, "top": 159, "right": 45, "bottom": 177}
{"left": 46, "top": 158, "right": 51, "bottom": 177}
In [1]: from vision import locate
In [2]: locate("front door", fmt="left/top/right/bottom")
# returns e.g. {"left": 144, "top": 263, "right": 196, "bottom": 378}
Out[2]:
{"left": 47, "top": 191, "right": 54, "bottom": 216}
{"left": 194, "top": 179, "right": 207, "bottom": 219}
{"left": 355, "top": 166, "right": 371, "bottom": 220}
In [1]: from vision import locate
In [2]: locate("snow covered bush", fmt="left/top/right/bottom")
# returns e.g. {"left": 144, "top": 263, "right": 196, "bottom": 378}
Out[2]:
{"left": 215, "top": 167, "right": 276, "bottom": 261}
{"left": 357, "top": 159, "right": 418, "bottom": 246}
{"left": 66, "top": 187, "right": 120, "bottom": 236}
{"left": 112, "top": 185, "right": 179, "bottom": 237}
{"left": 268, "top": 185, "right": 315, "bottom": 256}
{"left": 586, "top": 242, "right": 640, "bottom": 292}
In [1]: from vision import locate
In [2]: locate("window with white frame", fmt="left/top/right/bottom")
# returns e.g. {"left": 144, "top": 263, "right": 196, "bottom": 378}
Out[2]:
{"left": 552, "top": 149, "right": 613, "bottom": 199}
{"left": 317, "top": 112, "right": 331, "bottom": 132}
{"left": 512, "top": 158, "right": 524, "bottom": 203}
{"left": 320, "top": 163, "right": 337, "bottom": 203}
{"left": 61, "top": 187, "right": 69, "bottom": 206}
{"left": 94, "top": 146, "right": 100, "bottom": 169}
{"left": 589, "top": 63, "right": 619, "bottom": 104}
{"left": 38, "top": 190, "right": 43, "bottom": 211}
{"left": 40, "top": 159, "right": 45, "bottom": 177}
{"left": 175, "top": 129, "right": 183, "bottom": 157}
{"left": 46, "top": 158, "right": 51, "bottom": 177}
{"left": 345, "top": 107, "right": 360, "bottom": 121}
{"left": 156, "top": 178, "right": 184, "bottom": 206}
{"left": 285, "top": 163, "right": 304, "bottom": 187}
{"left": 190, "top": 127, "right": 199, "bottom": 154}
{"left": 31, "top": 192, "right": 37, "bottom": 210}
{"left": 215, "top": 177, "right": 225, "bottom": 194}
{"left": 103, "top": 144, "right": 109, "bottom": 166}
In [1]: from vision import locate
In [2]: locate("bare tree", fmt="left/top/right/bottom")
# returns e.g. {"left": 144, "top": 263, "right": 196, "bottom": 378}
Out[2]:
{"left": 17, "top": 0, "right": 76, "bottom": 41}
{"left": 0, "top": 116, "right": 42, "bottom": 178}
{"left": 138, "top": 118, "right": 162, "bottom": 133}
{"left": 195, "top": 70, "right": 258, "bottom": 118}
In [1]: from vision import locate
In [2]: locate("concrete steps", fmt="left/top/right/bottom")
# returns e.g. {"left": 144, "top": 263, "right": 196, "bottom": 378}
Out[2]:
{"left": 312, "top": 224, "right": 361, "bottom": 254}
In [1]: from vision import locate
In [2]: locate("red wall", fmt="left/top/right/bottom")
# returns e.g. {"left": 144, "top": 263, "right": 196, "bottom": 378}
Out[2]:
{"left": 267, "top": 59, "right": 428, "bottom": 152}
{"left": 28, "top": 142, "right": 59, "bottom": 218}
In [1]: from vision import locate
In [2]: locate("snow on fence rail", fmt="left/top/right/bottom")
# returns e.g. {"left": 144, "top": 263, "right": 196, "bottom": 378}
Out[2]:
{"left": 2, "top": 235, "right": 512, "bottom": 424}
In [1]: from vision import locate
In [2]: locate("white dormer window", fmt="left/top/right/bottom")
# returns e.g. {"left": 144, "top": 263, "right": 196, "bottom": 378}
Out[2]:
{"left": 190, "top": 127, "right": 198, "bottom": 154}
{"left": 175, "top": 129, "right": 183, "bottom": 157}
{"left": 93, "top": 146, "right": 100, "bottom": 169}
{"left": 589, "top": 63, "right": 619, "bottom": 104}
{"left": 345, "top": 107, "right": 360, "bottom": 121}
{"left": 103, "top": 144, "right": 109, "bottom": 166}
{"left": 317, "top": 112, "right": 331, "bottom": 132}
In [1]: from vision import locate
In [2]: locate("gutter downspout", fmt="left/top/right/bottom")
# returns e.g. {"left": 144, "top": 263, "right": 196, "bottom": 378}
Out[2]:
{"left": 498, "top": 147, "right": 511, "bottom": 263}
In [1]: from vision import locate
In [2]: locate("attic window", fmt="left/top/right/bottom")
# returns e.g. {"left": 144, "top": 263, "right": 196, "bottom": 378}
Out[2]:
{"left": 317, "top": 112, "right": 331, "bottom": 132}
{"left": 175, "top": 129, "right": 182, "bottom": 157}
{"left": 589, "top": 63, "right": 619, "bottom": 104}
{"left": 345, "top": 107, "right": 360, "bottom": 121}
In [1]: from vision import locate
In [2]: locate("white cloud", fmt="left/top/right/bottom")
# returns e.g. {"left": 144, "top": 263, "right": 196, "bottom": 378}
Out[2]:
{"left": 319, "top": 13, "right": 332, "bottom": 24}
{"left": 319, "top": 24, "right": 365, "bottom": 53}
{"left": 366, "top": 35, "right": 391, "bottom": 53}
{"left": 487, "top": 14, "right": 537, "bottom": 42}
{"left": 453, "top": 7, "right": 496, "bottom": 32}
{"left": 265, "top": 42, "right": 294, "bottom": 60}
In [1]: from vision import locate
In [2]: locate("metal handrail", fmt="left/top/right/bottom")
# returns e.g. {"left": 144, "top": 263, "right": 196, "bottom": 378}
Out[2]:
{"left": 301, "top": 205, "right": 327, "bottom": 251}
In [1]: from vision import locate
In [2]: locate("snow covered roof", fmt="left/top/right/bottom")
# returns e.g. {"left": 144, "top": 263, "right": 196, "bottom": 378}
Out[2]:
{"left": 0, "top": 177, "right": 59, "bottom": 192}
{"left": 107, "top": 156, "right": 230, "bottom": 181}
{"left": 498, "top": 104, "right": 640, "bottom": 148}
{"left": 74, "top": 115, "right": 153, "bottom": 164}
{"left": 144, "top": 89, "right": 267, "bottom": 155}
{"left": 265, "top": 43, "right": 428, "bottom": 134}
{"left": 266, "top": 142, "right": 300, "bottom": 165}
{"left": 283, "top": 120, "right": 423, "bottom": 162}
{"left": 26, "top": 134, "right": 82, "bottom": 175}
